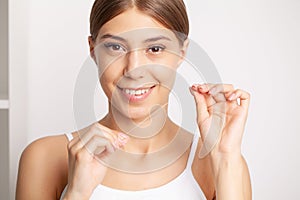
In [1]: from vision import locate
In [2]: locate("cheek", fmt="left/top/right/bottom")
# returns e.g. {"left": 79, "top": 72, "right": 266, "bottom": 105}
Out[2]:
{"left": 149, "top": 65, "right": 177, "bottom": 95}
{"left": 96, "top": 52, "right": 122, "bottom": 75}
{"left": 150, "top": 52, "right": 181, "bottom": 67}
{"left": 95, "top": 47, "right": 125, "bottom": 82}
{"left": 99, "top": 63, "right": 123, "bottom": 99}
{"left": 150, "top": 54, "right": 180, "bottom": 89}
{"left": 99, "top": 75, "right": 111, "bottom": 99}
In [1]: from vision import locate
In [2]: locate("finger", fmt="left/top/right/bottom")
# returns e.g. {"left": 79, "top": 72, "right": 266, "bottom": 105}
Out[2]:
{"left": 210, "top": 92, "right": 226, "bottom": 103}
{"left": 67, "top": 133, "right": 80, "bottom": 148}
{"left": 95, "top": 123, "right": 118, "bottom": 141}
{"left": 194, "top": 83, "right": 234, "bottom": 95}
{"left": 95, "top": 123, "right": 130, "bottom": 146}
{"left": 95, "top": 124, "right": 120, "bottom": 145}
{"left": 84, "top": 135, "right": 116, "bottom": 155}
{"left": 228, "top": 89, "right": 250, "bottom": 108}
{"left": 208, "top": 84, "right": 234, "bottom": 95}
{"left": 194, "top": 83, "right": 230, "bottom": 103}
{"left": 68, "top": 134, "right": 85, "bottom": 157}
{"left": 79, "top": 127, "right": 104, "bottom": 145}
{"left": 191, "top": 85, "right": 216, "bottom": 106}
{"left": 79, "top": 124, "right": 122, "bottom": 149}
{"left": 198, "top": 114, "right": 224, "bottom": 159}
{"left": 189, "top": 86, "right": 209, "bottom": 124}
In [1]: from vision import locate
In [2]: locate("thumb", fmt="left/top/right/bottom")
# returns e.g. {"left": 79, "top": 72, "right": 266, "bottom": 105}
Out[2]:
{"left": 189, "top": 86, "right": 209, "bottom": 124}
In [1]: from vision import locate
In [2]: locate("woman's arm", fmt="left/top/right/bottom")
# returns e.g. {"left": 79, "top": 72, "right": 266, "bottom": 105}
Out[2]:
{"left": 210, "top": 154, "right": 252, "bottom": 200}
{"left": 16, "top": 135, "right": 68, "bottom": 200}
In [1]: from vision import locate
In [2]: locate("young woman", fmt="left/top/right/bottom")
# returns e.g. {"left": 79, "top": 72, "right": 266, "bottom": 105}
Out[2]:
{"left": 16, "top": 0, "right": 252, "bottom": 199}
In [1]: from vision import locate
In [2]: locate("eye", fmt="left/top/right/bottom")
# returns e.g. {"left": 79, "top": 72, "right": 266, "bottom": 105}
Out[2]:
{"left": 104, "top": 42, "right": 126, "bottom": 53}
{"left": 147, "top": 45, "right": 165, "bottom": 54}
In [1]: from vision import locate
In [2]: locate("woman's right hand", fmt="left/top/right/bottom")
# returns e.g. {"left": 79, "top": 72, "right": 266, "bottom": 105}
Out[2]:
{"left": 63, "top": 122, "right": 129, "bottom": 200}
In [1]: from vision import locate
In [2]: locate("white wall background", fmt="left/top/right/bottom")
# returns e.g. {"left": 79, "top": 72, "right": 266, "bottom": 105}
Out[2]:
{"left": 9, "top": 0, "right": 300, "bottom": 199}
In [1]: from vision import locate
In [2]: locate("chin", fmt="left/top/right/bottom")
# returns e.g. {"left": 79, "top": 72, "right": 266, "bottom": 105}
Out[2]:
{"left": 126, "top": 105, "right": 151, "bottom": 122}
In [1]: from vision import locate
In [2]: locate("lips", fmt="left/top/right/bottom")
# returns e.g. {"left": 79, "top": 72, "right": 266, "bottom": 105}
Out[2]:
{"left": 118, "top": 85, "right": 156, "bottom": 102}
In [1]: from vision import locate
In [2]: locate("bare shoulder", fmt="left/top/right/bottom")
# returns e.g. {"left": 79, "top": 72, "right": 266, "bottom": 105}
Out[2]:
{"left": 191, "top": 137, "right": 216, "bottom": 200}
{"left": 16, "top": 134, "right": 70, "bottom": 200}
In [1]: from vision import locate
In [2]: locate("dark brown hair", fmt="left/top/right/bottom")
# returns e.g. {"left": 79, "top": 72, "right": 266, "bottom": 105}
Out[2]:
{"left": 90, "top": 0, "right": 189, "bottom": 44}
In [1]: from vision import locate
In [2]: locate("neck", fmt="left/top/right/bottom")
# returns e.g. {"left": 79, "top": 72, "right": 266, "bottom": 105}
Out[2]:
{"left": 99, "top": 106, "right": 179, "bottom": 154}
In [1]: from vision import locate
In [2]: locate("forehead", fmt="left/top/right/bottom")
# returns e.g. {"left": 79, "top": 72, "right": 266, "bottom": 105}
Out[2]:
{"left": 97, "top": 8, "right": 178, "bottom": 43}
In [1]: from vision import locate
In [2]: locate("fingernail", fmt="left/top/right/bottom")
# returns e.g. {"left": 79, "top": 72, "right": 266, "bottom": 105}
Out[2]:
{"left": 191, "top": 84, "right": 197, "bottom": 90}
{"left": 199, "top": 85, "right": 208, "bottom": 92}
{"left": 189, "top": 87, "right": 195, "bottom": 95}
{"left": 118, "top": 133, "right": 129, "bottom": 143}
{"left": 118, "top": 132, "right": 129, "bottom": 139}
{"left": 112, "top": 140, "right": 121, "bottom": 149}
{"left": 228, "top": 93, "right": 236, "bottom": 100}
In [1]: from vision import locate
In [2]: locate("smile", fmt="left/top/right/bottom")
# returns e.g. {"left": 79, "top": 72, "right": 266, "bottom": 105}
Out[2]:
{"left": 118, "top": 85, "right": 156, "bottom": 102}
{"left": 123, "top": 88, "right": 150, "bottom": 95}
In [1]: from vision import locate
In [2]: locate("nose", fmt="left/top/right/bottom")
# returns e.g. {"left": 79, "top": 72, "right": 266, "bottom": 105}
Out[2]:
{"left": 124, "top": 49, "right": 146, "bottom": 79}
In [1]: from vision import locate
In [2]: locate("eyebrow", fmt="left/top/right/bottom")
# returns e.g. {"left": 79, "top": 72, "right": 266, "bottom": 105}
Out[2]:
{"left": 143, "top": 36, "right": 172, "bottom": 43}
{"left": 99, "top": 34, "right": 172, "bottom": 43}
{"left": 100, "top": 34, "right": 127, "bottom": 43}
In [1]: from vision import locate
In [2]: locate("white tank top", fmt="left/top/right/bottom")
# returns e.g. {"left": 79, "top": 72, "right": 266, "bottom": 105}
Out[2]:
{"left": 60, "top": 132, "right": 207, "bottom": 200}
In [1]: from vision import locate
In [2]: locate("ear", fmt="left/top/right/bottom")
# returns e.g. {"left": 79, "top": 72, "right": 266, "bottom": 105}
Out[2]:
{"left": 177, "top": 38, "right": 190, "bottom": 67}
{"left": 88, "top": 36, "right": 97, "bottom": 63}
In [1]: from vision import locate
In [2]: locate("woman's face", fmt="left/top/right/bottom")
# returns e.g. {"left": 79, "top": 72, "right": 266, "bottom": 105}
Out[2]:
{"left": 89, "top": 8, "right": 188, "bottom": 122}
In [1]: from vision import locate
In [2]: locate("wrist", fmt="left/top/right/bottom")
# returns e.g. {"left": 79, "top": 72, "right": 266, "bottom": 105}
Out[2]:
{"left": 209, "top": 153, "right": 247, "bottom": 199}
{"left": 209, "top": 152, "right": 244, "bottom": 179}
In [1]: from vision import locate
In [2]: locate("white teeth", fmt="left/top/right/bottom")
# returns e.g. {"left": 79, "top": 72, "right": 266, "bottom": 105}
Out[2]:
{"left": 136, "top": 90, "right": 142, "bottom": 95}
{"left": 123, "top": 88, "right": 150, "bottom": 95}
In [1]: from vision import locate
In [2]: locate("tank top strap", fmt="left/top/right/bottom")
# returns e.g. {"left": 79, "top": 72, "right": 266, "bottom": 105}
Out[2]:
{"left": 65, "top": 132, "right": 74, "bottom": 141}
{"left": 186, "top": 132, "right": 200, "bottom": 167}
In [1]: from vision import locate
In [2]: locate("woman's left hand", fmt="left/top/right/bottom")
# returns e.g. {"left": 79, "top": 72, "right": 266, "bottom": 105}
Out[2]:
{"left": 190, "top": 83, "right": 252, "bottom": 200}
{"left": 189, "top": 83, "right": 250, "bottom": 161}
